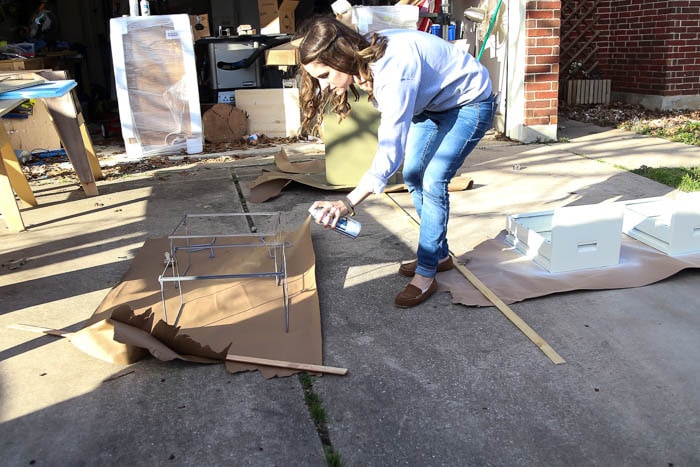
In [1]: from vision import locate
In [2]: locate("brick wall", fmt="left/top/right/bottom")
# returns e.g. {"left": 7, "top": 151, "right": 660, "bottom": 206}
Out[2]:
{"left": 562, "top": 0, "right": 700, "bottom": 101}
{"left": 524, "top": 1, "right": 561, "bottom": 127}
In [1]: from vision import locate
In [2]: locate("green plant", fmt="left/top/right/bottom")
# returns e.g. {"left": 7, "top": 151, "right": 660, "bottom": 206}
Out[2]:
{"left": 567, "top": 61, "right": 590, "bottom": 79}
{"left": 560, "top": 102, "right": 699, "bottom": 147}
{"left": 631, "top": 165, "right": 700, "bottom": 192}
{"left": 325, "top": 447, "right": 342, "bottom": 467}
{"left": 658, "top": 121, "right": 700, "bottom": 145}
{"left": 298, "top": 374, "right": 343, "bottom": 466}
{"left": 621, "top": 118, "right": 700, "bottom": 147}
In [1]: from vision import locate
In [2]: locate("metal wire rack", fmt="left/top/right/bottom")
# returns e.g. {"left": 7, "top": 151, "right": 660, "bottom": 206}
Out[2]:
{"left": 158, "top": 212, "right": 290, "bottom": 331}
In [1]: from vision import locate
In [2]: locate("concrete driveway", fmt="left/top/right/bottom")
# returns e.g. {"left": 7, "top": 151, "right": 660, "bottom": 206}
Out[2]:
{"left": 1, "top": 120, "right": 698, "bottom": 465}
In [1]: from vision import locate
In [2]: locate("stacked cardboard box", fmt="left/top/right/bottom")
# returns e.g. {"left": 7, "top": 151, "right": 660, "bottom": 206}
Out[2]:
{"left": 258, "top": 0, "right": 299, "bottom": 34}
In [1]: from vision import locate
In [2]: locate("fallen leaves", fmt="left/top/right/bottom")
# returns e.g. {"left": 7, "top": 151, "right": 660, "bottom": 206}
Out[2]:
{"left": 559, "top": 101, "right": 700, "bottom": 146}
{"left": 21, "top": 134, "right": 305, "bottom": 182}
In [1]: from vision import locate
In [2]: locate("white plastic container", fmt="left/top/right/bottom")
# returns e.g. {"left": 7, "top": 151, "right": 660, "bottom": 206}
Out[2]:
{"left": 351, "top": 5, "right": 419, "bottom": 34}
{"left": 186, "top": 137, "right": 203, "bottom": 154}
{"left": 140, "top": 0, "right": 150, "bottom": 16}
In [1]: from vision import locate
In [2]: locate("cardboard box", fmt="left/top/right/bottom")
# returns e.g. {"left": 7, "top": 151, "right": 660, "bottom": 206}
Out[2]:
{"left": 0, "top": 57, "right": 47, "bottom": 71}
{"left": 265, "top": 41, "right": 299, "bottom": 66}
{"left": 234, "top": 88, "right": 301, "bottom": 137}
{"left": 259, "top": 0, "right": 299, "bottom": 34}
{"left": 189, "top": 14, "right": 211, "bottom": 40}
{"left": 2, "top": 99, "right": 62, "bottom": 151}
{"left": 258, "top": 0, "right": 279, "bottom": 34}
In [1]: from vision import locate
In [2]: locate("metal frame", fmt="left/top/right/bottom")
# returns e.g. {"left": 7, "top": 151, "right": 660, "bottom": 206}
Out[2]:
{"left": 158, "top": 212, "right": 290, "bottom": 331}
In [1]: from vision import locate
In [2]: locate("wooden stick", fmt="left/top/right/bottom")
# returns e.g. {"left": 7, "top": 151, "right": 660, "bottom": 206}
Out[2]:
{"left": 226, "top": 353, "right": 348, "bottom": 376}
{"left": 7, "top": 323, "right": 72, "bottom": 337}
{"left": 383, "top": 193, "right": 566, "bottom": 365}
{"left": 451, "top": 260, "right": 566, "bottom": 365}
{"left": 13, "top": 324, "right": 348, "bottom": 376}
{"left": 10, "top": 324, "right": 351, "bottom": 374}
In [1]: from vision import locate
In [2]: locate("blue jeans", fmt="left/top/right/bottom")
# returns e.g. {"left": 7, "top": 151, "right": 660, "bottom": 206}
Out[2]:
{"left": 403, "top": 94, "right": 496, "bottom": 278}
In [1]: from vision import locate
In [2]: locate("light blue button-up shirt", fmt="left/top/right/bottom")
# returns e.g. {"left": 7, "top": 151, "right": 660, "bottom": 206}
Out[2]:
{"left": 357, "top": 29, "right": 492, "bottom": 193}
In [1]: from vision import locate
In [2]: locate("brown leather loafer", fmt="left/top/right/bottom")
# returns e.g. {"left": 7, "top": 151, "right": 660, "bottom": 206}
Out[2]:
{"left": 394, "top": 280, "right": 438, "bottom": 308}
{"left": 398, "top": 256, "right": 454, "bottom": 277}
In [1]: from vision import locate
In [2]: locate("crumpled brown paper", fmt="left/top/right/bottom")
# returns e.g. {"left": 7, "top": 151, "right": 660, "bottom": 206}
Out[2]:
{"left": 80, "top": 219, "right": 322, "bottom": 379}
{"left": 440, "top": 230, "right": 700, "bottom": 307}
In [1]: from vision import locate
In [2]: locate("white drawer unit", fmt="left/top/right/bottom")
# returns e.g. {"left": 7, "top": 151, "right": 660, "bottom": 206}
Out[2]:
{"left": 622, "top": 192, "right": 700, "bottom": 256}
{"left": 506, "top": 203, "right": 625, "bottom": 273}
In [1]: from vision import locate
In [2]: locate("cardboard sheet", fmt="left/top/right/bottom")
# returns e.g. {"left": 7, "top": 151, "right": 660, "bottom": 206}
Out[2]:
{"left": 248, "top": 149, "right": 403, "bottom": 202}
{"left": 440, "top": 230, "right": 700, "bottom": 307}
{"left": 79, "top": 219, "right": 321, "bottom": 379}
{"left": 248, "top": 149, "right": 473, "bottom": 203}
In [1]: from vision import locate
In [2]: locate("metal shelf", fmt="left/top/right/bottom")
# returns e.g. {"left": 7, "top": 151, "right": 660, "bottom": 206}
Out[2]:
{"left": 158, "top": 212, "right": 290, "bottom": 330}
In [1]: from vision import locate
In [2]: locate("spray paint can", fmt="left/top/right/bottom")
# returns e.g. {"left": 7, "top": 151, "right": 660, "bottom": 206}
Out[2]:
{"left": 308, "top": 206, "right": 361, "bottom": 239}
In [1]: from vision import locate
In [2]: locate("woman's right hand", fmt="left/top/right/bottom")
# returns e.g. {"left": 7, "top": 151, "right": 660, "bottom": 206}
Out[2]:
{"left": 309, "top": 200, "right": 349, "bottom": 228}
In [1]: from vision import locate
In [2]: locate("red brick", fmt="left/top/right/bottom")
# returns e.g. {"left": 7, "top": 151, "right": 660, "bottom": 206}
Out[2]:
{"left": 536, "top": 90, "right": 560, "bottom": 100}
{"left": 526, "top": 64, "right": 554, "bottom": 74}
{"left": 528, "top": 10, "right": 555, "bottom": 19}
{"left": 528, "top": 28, "right": 555, "bottom": 38}
{"left": 536, "top": 37, "right": 560, "bottom": 47}
{"left": 533, "top": 1, "right": 561, "bottom": 9}
{"left": 537, "top": 18, "right": 561, "bottom": 29}
{"left": 535, "top": 55, "right": 560, "bottom": 65}
{"left": 525, "top": 81, "right": 554, "bottom": 91}
{"left": 527, "top": 46, "right": 555, "bottom": 56}
{"left": 524, "top": 116, "right": 551, "bottom": 126}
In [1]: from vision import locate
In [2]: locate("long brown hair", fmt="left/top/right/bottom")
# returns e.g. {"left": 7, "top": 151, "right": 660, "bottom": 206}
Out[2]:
{"left": 295, "top": 16, "right": 387, "bottom": 136}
